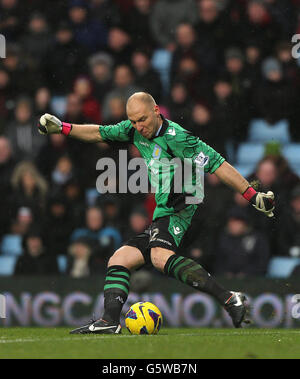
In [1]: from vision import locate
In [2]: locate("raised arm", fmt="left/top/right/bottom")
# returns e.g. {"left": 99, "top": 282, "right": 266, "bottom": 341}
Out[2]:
{"left": 214, "top": 161, "right": 275, "bottom": 218}
{"left": 214, "top": 161, "right": 249, "bottom": 194}
{"left": 38, "top": 113, "right": 103, "bottom": 143}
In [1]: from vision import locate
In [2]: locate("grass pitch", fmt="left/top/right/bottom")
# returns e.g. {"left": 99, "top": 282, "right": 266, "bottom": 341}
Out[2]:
{"left": 0, "top": 328, "right": 300, "bottom": 359}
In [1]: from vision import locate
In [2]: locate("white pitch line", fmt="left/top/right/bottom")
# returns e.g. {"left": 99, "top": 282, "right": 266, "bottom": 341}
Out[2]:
{"left": 1, "top": 331, "right": 300, "bottom": 344}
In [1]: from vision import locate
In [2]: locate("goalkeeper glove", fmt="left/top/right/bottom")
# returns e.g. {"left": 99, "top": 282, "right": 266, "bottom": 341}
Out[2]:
{"left": 243, "top": 187, "right": 275, "bottom": 218}
{"left": 38, "top": 113, "right": 72, "bottom": 136}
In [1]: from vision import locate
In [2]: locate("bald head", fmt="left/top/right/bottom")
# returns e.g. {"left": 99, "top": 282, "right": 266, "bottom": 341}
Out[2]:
{"left": 126, "top": 92, "right": 161, "bottom": 139}
{"left": 127, "top": 92, "right": 157, "bottom": 112}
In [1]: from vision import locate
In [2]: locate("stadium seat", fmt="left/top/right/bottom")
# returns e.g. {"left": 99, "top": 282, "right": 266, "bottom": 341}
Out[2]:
{"left": 282, "top": 144, "right": 300, "bottom": 175}
{"left": 248, "top": 119, "right": 291, "bottom": 144}
{"left": 151, "top": 49, "right": 173, "bottom": 93}
{"left": 0, "top": 235, "right": 23, "bottom": 256}
{"left": 85, "top": 188, "right": 99, "bottom": 206}
{"left": 57, "top": 255, "right": 68, "bottom": 274}
{"left": 99, "top": 227, "right": 122, "bottom": 250}
{"left": 236, "top": 143, "right": 265, "bottom": 166}
{"left": 267, "top": 257, "right": 300, "bottom": 278}
{"left": 0, "top": 256, "right": 17, "bottom": 276}
{"left": 50, "top": 96, "right": 66, "bottom": 118}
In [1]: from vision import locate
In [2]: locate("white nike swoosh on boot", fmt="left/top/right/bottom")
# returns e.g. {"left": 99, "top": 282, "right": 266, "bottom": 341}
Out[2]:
{"left": 89, "top": 325, "right": 115, "bottom": 332}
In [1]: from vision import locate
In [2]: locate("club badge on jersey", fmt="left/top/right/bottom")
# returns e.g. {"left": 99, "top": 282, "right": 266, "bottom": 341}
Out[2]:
{"left": 152, "top": 145, "right": 162, "bottom": 160}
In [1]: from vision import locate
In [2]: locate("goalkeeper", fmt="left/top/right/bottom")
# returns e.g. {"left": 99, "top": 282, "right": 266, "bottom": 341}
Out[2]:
{"left": 39, "top": 92, "right": 275, "bottom": 333}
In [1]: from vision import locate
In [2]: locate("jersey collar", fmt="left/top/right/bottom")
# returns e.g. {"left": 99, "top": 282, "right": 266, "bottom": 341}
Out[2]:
{"left": 151, "top": 114, "right": 169, "bottom": 140}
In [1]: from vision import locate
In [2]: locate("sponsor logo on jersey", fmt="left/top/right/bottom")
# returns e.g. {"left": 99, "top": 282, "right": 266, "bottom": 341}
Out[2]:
{"left": 166, "top": 128, "right": 176, "bottom": 136}
{"left": 194, "top": 152, "right": 209, "bottom": 167}
{"left": 152, "top": 145, "right": 162, "bottom": 159}
{"left": 173, "top": 226, "right": 182, "bottom": 235}
{"left": 139, "top": 142, "right": 149, "bottom": 147}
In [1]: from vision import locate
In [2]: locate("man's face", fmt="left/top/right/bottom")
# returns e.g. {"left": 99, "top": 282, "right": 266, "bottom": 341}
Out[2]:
{"left": 127, "top": 101, "right": 161, "bottom": 140}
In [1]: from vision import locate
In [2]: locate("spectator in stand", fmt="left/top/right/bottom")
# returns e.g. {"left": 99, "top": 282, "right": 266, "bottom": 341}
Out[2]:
{"left": 10, "top": 161, "right": 48, "bottom": 221}
{"left": 63, "top": 93, "right": 85, "bottom": 125}
{"left": 1, "top": 43, "right": 39, "bottom": 96}
{"left": 90, "top": 0, "right": 121, "bottom": 29}
{"left": 103, "top": 96, "right": 126, "bottom": 125}
{"left": 42, "top": 194, "right": 75, "bottom": 256}
{"left": 264, "top": 0, "right": 297, "bottom": 37}
{"left": 275, "top": 41, "right": 300, "bottom": 140}
{"left": 21, "top": 12, "right": 53, "bottom": 69}
{"left": 33, "top": 87, "right": 52, "bottom": 118}
{"left": 36, "top": 134, "right": 69, "bottom": 180}
{"left": 166, "top": 82, "right": 194, "bottom": 128}
{"left": 50, "top": 154, "right": 75, "bottom": 191}
{"left": 275, "top": 41, "right": 299, "bottom": 85}
{"left": 0, "top": 68, "right": 13, "bottom": 133}
{"left": 73, "top": 76, "right": 102, "bottom": 124}
{"left": 263, "top": 155, "right": 300, "bottom": 194}
{"left": 67, "top": 237, "right": 104, "bottom": 277}
{"left": 195, "top": 0, "right": 233, "bottom": 70}
{"left": 63, "top": 178, "right": 85, "bottom": 229}
{"left": 190, "top": 103, "right": 227, "bottom": 157}
{"left": 107, "top": 27, "right": 133, "bottom": 66}
{"left": 102, "top": 65, "right": 141, "bottom": 121}
{"left": 88, "top": 53, "right": 113, "bottom": 103}
{"left": 123, "top": 207, "right": 150, "bottom": 242}
{"left": 0, "top": 0, "right": 23, "bottom": 42}
{"left": 68, "top": 0, "right": 108, "bottom": 53}
{"left": 211, "top": 74, "right": 247, "bottom": 146}
{"left": 5, "top": 97, "right": 45, "bottom": 160}
{"left": 224, "top": 48, "right": 250, "bottom": 99}
{"left": 214, "top": 207, "right": 271, "bottom": 278}
{"left": 172, "top": 55, "right": 212, "bottom": 102}
{"left": 62, "top": 93, "right": 97, "bottom": 181}
{"left": 11, "top": 206, "right": 35, "bottom": 237}
{"left": 243, "top": 41, "right": 263, "bottom": 120}
{"left": 70, "top": 206, "right": 119, "bottom": 260}
{"left": 250, "top": 57, "right": 294, "bottom": 144}
{"left": 0, "top": 137, "right": 16, "bottom": 237}
{"left": 44, "top": 21, "right": 86, "bottom": 95}
{"left": 150, "top": 0, "right": 198, "bottom": 50}
{"left": 96, "top": 194, "right": 122, "bottom": 229}
{"left": 182, "top": 173, "right": 233, "bottom": 270}
{"left": 14, "top": 228, "right": 58, "bottom": 275}
{"left": 239, "top": 0, "right": 281, "bottom": 56}
{"left": 244, "top": 42, "right": 263, "bottom": 84}
{"left": 171, "top": 23, "right": 214, "bottom": 81}
{"left": 125, "top": 0, "right": 155, "bottom": 49}
{"left": 132, "top": 50, "right": 162, "bottom": 103}
{"left": 277, "top": 186, "right": 300, "bottom": 257}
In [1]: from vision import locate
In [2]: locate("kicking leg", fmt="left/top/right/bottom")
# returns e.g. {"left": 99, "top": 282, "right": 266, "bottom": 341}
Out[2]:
{"left": 70, "top": 246, "right": 145, "bottom": 334}
{"left": 151, "top": 247, "right": 249, "bottom": 328}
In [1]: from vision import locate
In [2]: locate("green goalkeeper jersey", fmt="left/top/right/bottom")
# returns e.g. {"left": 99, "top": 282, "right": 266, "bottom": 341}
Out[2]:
{"left": 99, "top": 115, "right": 225, "bottom": 222}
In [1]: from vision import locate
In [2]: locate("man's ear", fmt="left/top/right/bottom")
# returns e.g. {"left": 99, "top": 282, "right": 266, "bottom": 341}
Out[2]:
{"left": 154, "top": 105, "right": 160, "bottom": 115}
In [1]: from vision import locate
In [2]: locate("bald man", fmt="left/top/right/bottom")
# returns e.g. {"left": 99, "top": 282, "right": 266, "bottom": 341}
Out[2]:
{"left": 39, "top": 92, "right": 275, "bottom": 334}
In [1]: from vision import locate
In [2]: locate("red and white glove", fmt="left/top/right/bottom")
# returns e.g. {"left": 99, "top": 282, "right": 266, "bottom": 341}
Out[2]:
{"left": 38, "top": 113, "right": 72, "bottom": 136}
{"left": 243, "top": 187, "right": 275, "bottom": 218}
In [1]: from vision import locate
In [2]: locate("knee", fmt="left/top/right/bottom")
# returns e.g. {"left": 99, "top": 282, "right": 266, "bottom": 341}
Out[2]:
{"left": 108, "top": 249, "right": 124, "bottom": 268}
{"left": 150, "top": 248, "right": 160, "bottom": 269}
{"left": 151, "top": 248, "right": 174, "bottom": 272}
{"left": 107, "top": 246, "right": 145, "bottom": 271}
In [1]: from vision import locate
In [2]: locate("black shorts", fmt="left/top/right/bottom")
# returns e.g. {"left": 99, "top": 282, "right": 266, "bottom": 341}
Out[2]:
{"left": 125, "top": 216, "right": 185, "bottom": 264}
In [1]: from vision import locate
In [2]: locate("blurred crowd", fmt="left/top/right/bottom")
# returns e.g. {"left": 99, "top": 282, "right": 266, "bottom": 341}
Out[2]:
{"left": 1, "top": 0, "right": 300, "bottom": 279}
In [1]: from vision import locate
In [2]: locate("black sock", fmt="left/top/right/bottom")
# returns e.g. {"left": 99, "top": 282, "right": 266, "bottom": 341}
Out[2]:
{"left": 102, "top": 265, "right": 131, "bottom": 324}
{"left": 164, "top": 255, "right": 231, "bottom": 305}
